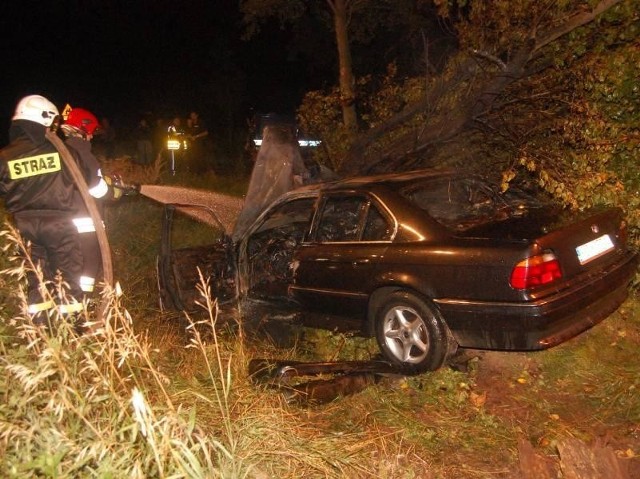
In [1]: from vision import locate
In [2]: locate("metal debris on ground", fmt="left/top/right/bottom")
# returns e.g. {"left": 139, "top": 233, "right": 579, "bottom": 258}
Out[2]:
{"left": 248, "top": 358, "right": 409, "bottom": 405}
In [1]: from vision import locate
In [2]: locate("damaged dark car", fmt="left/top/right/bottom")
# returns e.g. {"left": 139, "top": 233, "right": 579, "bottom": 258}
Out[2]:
{"left": 158, "top": 169, "right": 638, "bottom": 373}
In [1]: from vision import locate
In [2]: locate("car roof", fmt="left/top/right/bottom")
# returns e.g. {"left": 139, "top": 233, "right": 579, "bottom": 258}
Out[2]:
{"left": 297, "top": 167, "right": 460, "bottom": 194}
{"left": 265, "top": 167, "right": 459, "bottom": 242}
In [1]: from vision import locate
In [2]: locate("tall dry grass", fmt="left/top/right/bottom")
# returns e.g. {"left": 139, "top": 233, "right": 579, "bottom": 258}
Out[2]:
{"left": 0, "top": 228, "right": 235, "bottom": 477}
{"left": 0, "top": 226, "right": 422, "bottom": 478}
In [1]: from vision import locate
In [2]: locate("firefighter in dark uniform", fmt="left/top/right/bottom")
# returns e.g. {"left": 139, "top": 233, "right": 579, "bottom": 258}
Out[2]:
{"left": 60, "top": 106, "right": 105, "bottom": 300}
{"left": 0, "top": 95, "right": 124, "bottom": 325}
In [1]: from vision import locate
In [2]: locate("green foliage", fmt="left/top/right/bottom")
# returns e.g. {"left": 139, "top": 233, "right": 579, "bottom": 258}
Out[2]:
{"left": 299, "top": 0, "right": 640, "bottom": 251}
{"left": 505, "top": 2, "right": 640, "bottom": 245}
{"left": 297, "top": 87, "right": 354, "bottom": 171}
{"left": 436, "top": 0, "right": 640, "bottom": 245}
{"left": 299, "top": 327, "right": 379, "bottom": 362}
{"left": 426, "top": 1, "right": 640, "bottom": 252}
{"left": 298, "top": 65, "right": 432, "bottom": 171}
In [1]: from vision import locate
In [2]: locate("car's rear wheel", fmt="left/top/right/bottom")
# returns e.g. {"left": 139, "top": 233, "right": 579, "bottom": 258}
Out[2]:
{"left": 374, "top": 290, "right": 450, "bottom": 373}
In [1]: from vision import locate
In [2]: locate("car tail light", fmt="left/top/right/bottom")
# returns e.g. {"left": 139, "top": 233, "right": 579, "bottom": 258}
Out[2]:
{"left": 510, "top": 252, "right": 562, "bottom": 289}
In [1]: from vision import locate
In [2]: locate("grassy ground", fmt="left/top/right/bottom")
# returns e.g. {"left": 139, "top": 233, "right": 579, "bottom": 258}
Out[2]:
{"left": 0, "top": 161, "right": 638, "bottom": 478}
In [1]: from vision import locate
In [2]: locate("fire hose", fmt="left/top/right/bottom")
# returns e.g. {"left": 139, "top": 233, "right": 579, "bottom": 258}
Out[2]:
{"left": 45, "top": 130, "right": 113, "bottom": 325}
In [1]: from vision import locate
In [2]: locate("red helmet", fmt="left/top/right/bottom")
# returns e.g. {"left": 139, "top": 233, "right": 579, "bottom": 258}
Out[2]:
{"left": 65, "top": 107, "right": 99, "bottom": 136}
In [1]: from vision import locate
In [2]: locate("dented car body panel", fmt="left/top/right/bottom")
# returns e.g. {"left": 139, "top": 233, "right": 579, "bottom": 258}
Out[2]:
{"left": 159, "top": 169, "right": 638, "bottom": 370}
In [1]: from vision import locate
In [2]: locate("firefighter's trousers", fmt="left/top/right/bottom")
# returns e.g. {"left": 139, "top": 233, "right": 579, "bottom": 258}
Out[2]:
{"left": 13, "top": 210, "right": 100, "bottom": 323}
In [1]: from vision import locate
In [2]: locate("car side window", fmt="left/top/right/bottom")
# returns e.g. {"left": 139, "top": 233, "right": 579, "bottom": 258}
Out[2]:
{"left": 362, "top": 204, "right": 393, "bottom": 241}
{"left": 402, "top": 177, "right": 501, "bottom": 231}
{"left": 316, "top": 195, "right": 392, "bottom": 242}
{"left": 317, "top": 196, "right": 366, "bottom": 242}
{"left": 252, "top": 197, "right": 316, "bottom": 237}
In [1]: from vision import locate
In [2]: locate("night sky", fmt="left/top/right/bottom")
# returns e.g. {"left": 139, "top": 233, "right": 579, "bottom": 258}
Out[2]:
{"left": 1, "top": 0, "right": 320, "bottom": 142}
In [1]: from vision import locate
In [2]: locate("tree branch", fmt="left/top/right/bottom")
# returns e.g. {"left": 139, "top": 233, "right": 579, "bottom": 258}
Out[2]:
{"left": 326, "top": 0, "right": 336, "bottom": 15}
{"left": 533, "top": 0, "right": 622, "bottom": 53}
{"left": 341, "top": 0, "right": 623, "bottom": 176}
{"left": 470, "top": 49, "right": 507, "bottom": 71}
{"left": 342, "top": 57, "right": 477, "bottom": 174}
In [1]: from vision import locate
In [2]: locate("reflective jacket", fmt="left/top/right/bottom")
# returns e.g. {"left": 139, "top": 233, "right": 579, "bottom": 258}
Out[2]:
{"left": 0, "top": 120, "right": 84, "bottom": 214}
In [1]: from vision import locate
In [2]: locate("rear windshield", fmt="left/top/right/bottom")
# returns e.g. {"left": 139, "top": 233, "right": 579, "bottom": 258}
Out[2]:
{"left": 400, "top": 177, "right": 510, "bottom": 231}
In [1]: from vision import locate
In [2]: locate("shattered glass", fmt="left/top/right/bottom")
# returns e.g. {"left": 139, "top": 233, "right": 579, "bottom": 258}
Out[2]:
{"left": 245, "top": 197, "right": 315, "bottom": 299}
{"left": 401, "top": 177, "right": 510, "bottom": 231}
{"left": 317, "top": 196, "right": 364, "bottom": 242}
{"left": 317, "top": 195, "right": 393, "bottom": 242}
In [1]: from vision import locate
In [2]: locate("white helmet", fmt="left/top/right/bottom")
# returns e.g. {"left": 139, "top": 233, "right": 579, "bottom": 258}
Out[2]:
{"left": 12, "top": 95, "right": 59, "bottom": 127}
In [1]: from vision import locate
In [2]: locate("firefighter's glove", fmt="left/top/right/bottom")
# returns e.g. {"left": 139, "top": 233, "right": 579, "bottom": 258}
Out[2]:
{"left": 117, "top": 179, "right": 140, "bottom": 197}
{"left": 104, "top": 174, "right": 140, "bottom": 199}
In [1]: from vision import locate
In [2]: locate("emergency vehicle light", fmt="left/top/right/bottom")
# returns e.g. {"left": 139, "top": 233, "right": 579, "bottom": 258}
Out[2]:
{"left": 167, "top": 139, "right": 181, "bottom": 151}
{"left": 298, "top": 140, "right": 322, "bottom": 147}
{"left": 252, "top": 139, "right": 321, "bottom": 147}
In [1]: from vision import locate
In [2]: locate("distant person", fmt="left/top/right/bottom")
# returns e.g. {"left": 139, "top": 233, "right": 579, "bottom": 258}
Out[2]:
{"left": 134, "top": 117, "right": 153, "bottom": 165}
{"left": 94, "top": 116, "right": 116, "bottom": 159}
{"left": 170, "top": 116, "right": 184, "bottom": 134}
{"left": 168, "top": 116, "right": 186, "bottom": 143}
{"left": 167, "top": 116, "right": 188, "bottom": 172}
{"left": 185, "top": 110, "right": 211, "bottom": 173}
{"left": 153, "top": 117, "right": 167, "bottom": 161}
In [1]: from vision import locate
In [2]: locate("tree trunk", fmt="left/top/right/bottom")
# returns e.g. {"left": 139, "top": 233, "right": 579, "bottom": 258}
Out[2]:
{"left": 333, "top": 0, "right": 358, "bottom": 136}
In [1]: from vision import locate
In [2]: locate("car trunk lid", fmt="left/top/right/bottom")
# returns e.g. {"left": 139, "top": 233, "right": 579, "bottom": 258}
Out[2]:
{"left": 462, "top": 206, "right": 629, "bottom": 280}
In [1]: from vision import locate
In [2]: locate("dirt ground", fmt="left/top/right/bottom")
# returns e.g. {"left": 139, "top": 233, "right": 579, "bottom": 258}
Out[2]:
{"left": 215, "top": 303, "right": 640, "bottom": 478}
{"left": 459, "top": 348, "right": 640, "bottom": 478}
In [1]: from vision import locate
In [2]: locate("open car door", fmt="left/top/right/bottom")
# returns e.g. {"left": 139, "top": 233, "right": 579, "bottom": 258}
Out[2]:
{"left": 141, "top": 185, "right": 243, "bottom": 311}
{"left": 157, "top": 203, "right": 238, "bottom": 312}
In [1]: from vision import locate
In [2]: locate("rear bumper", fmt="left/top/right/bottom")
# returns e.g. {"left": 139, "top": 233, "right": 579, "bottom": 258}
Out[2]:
{"left": 435, "top": 251, "right": 638, "bottom": 350}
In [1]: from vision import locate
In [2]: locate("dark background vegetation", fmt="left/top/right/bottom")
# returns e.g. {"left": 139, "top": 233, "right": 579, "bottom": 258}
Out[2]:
{"left": 1, "top": 1, "right": 316, "bottom": 149}
{"left": 1, "top": 1, "right": 455, "bottom": 167}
